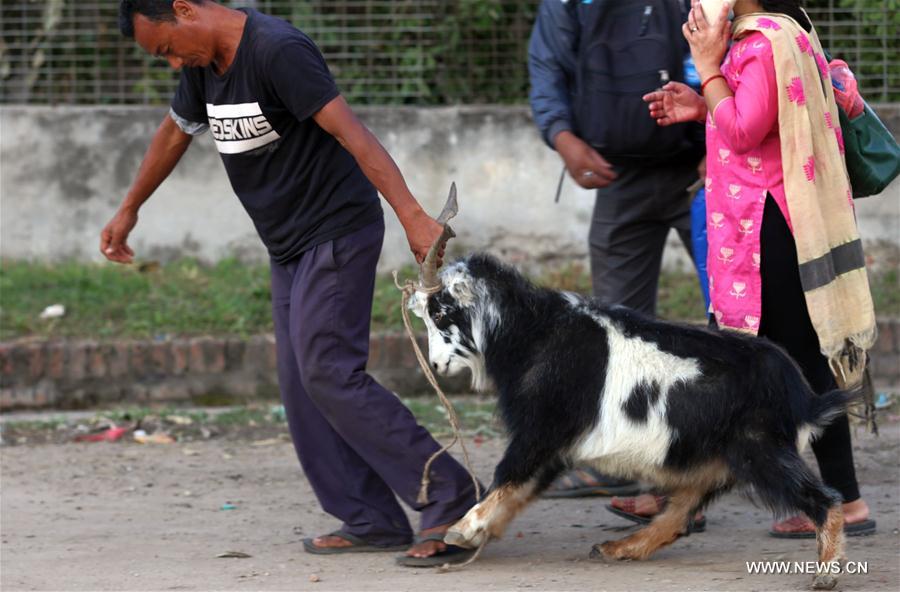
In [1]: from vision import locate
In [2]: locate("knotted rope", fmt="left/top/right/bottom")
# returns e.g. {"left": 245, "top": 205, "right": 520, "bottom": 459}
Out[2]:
{"left": 393, "top": 272, "right": 482, "bottom": 507}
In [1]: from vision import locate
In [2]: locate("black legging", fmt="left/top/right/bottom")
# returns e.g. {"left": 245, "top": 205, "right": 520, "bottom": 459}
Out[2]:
{"left": 757, "top": 195, "right": 861, "bottom": 503}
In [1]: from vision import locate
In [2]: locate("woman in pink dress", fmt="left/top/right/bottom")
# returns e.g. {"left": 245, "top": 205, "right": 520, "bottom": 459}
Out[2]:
{"left": 609, "top": 0, "right": 877, "bottom": 538}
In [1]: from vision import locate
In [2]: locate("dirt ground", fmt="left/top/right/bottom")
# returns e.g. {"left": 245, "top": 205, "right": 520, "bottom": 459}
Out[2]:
{"left": 1, "top": 413, "right": 899, "bottom": 592}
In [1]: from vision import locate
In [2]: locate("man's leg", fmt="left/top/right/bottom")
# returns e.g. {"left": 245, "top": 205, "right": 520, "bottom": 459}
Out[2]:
{"left": 590, "top": 215, "right": 670, "bottom": 315}
{"left": 271, "top": 256, "right": 413, "bottom": 547}
{"left": 288, "top": 220, "right": 478, "bottom": 537}
{"left": 590, "top": 162, "right": 696, "bottom": 315}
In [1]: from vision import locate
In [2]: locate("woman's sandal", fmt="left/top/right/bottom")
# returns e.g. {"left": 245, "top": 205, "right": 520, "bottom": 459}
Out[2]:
{"left": 769, "top": 515, "right": 876, "bottom": 539}
{"left": 394, "top": 532, "right": 477, "bottom": 568}
{"left": 302, "top": 531, "right": 410, "bottom": 554}
{"left": 606, "top": 495, "right": 707, "bottom": 533}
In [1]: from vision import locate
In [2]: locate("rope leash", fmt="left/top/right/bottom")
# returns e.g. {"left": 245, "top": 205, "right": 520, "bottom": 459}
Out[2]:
{"left": 393, "top": 271, "right": 482, "bottom": 506}
{"left": 395, "top": 274, "right": 486, "bottom": 571}
{"left": 437, "top": 536, "right": 490, "bottom": 572}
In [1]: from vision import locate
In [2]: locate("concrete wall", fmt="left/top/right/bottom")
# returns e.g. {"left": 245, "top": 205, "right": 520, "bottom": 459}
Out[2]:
{"left": 2, "top": 105, "right": 899, "bottom": 273}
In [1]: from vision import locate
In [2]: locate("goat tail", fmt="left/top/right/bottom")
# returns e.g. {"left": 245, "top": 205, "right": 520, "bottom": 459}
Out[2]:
{"left": 807, "top": 389, "right": 851, "bottom": 429}
{"left": 796, "top": 390, "right": 849, "bottom": 453}
{"left": 765, "top": 344, "right": 850, "bottom": 432}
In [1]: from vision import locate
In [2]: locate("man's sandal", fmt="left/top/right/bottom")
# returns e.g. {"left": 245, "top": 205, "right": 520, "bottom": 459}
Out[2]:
{"left": 606, "top": 495, "right": 707, "bottom": 533}
{"left": 395, "top": 532, "right": 477, "bottom": 567}
{"left": 302, "top": 531, "right": 410, "bottom": 554}
{"left": 542, "top": 468, "right": 641, "bottom": 498}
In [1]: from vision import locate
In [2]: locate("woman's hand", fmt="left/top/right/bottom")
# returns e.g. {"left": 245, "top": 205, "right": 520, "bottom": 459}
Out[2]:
{"left": 684, "top": 0, "right": 732, "bottom": 80}
{"left": 643, "top": 81, "right": 707, "bottom": 126}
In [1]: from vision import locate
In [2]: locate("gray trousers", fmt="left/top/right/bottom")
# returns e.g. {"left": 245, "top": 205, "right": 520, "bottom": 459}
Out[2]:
{"left": 589, "top": 161, "right": 698, "bottom": 315}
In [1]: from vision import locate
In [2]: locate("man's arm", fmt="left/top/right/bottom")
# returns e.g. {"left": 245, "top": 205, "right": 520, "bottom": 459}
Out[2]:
{"left": 528, "top": 0, "right": 578, "bottom": 148}
{"left": 528, "top": 1, "right": 615, "bottom": 189}
{"left": 100, "top": 114, "right": 193, "bottom": 263}
{"left": 313, "top": 96, "right": 442, "bottom": 264}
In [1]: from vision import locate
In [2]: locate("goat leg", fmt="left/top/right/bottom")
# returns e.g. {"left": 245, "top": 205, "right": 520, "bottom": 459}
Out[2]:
{"left": 591, "top": 489, "right": 703, "bottom": 561}
{"left": 445, "top": 481, "right": 537, "bottom": 549}
{"left": 812, "top": 505, "right": 845, "bottom": 590}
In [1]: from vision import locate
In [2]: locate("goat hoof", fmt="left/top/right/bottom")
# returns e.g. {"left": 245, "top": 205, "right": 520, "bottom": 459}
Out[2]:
{"left": 812, "top": 574, "right": 838, "bottom": 590}
{"left": 589, "top": 542, "right": 627, "bottom": 562}
{"left": 444, "top": 529, "right": 478, "bottom": 549}
{"left": 588, "top": 544, "right": 607, "bottom": 562}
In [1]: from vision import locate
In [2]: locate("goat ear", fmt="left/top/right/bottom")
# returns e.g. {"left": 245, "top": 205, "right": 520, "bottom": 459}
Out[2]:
{"left": 447, "top": 276, "right": 475, "bottom": 307}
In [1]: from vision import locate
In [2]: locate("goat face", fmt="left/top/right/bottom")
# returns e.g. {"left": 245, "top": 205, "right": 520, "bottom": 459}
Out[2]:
{"left": 409, "top": 263, "right": 490, "bottom": 388}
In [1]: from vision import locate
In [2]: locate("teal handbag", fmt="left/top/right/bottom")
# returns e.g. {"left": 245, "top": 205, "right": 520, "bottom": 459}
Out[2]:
{"left": 838, "top": 103, "right": 900, "bottom": 198}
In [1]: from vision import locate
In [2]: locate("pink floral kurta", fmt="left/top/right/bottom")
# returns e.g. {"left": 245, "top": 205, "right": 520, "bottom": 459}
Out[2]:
{"left": 705, "top": 30, "right": 792, "bottom": 334}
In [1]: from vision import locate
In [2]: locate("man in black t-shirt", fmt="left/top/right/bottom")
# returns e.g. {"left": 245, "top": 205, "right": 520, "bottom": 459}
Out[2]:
{"left": 102, "top": 0, "right": 477, "bottom": 567}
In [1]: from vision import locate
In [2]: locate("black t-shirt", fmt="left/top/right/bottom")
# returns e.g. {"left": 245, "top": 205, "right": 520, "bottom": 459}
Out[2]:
{"left": 171, "top": 8, "right": 382, "bottom": 264}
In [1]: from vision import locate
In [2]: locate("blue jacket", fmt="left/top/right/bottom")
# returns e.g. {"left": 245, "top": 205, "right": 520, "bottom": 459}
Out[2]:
{"left": 528, "top": 0, "right": 580, "bottom": 149}
{"left": 528, "top": 0, "right": 698, "bottom": 150}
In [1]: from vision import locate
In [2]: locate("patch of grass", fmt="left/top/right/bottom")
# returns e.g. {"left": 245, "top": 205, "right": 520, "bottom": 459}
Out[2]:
{"left": 535, "top": 263, "right": 707, "bottom": 322}
{"left": 0, "top": 400, "right": 501, "bottom": 444}
{"left": 1, "top": 417, "right": 69, "bottom": 431}
{"left": 537, "top": 262, "right": 593, "bottom": 294}
{"left": 212, "top": 407, "right": 272, "bottom": 426}
{"left": 656, "top": 270, "right": 708, "bottom": 322}
{"left": 869, "top": 267, "right": 899, "bottom": 318}
{"left": 190, "top": 392, "right": 253, "bottom": 408}
{"left": 96, "top": 406, "right": 212, "bottom": 425}
{"left": 0, "top": 259, "right": 272, "bottom": 341}
{"left": 74, "top": 406, "right": 277, "bottom": 428}
{"left": 372, "top": 265, "right": 419, "bottom": 333}
{"left": 0, "top": 259, "right": 419, "bottom": 340}
{"left": 98, "top": 407, "right": 162, "bottom": 424}
{"left": 2, "top": 259, "right": 896, "bottom": 341}
{"left": 402, "top": 397, "right": 500, "bottom": 437}
{"left": 534, "top": 263, "right": 900, "bottom": 321}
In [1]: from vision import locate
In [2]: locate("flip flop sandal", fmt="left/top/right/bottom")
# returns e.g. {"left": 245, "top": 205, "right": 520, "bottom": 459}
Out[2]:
{"left": 541, "top": 468, "right": 642, "bottom": 498}
{"left": 842, "top": 518, "right": 877, "bottom": 537}
{"left": 302, "top": 530, "right": 411, "bottom": 554}
{"left": 607, "top": 494, "right": 667, "bottom": 520}
{"left": 395, "top": 532, "right": 477, "bottom": 568}
{"left": 768, "top": 517, "right": 877, "bottom": 539}
{"left": 606, "top": 495, "right": 707, "bottom": 533}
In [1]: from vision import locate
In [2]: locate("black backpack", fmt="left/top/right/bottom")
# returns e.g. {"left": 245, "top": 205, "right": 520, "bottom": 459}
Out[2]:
{"left": 572, "top": 0, "right": 694, "bottom": 162}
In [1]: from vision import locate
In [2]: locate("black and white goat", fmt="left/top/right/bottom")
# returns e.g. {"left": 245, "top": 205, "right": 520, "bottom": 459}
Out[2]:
{"left": 409, "top": 191, "right": 849, "bottom": 589}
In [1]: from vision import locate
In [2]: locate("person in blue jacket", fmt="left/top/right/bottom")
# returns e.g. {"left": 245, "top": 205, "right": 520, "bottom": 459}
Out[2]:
{"left": 528, "top": 0, "right": 706, "bottom": 508}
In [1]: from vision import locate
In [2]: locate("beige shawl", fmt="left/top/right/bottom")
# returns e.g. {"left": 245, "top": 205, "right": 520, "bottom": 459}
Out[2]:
{"left": 732, "top": 13, "right": 876, "bottom": 389}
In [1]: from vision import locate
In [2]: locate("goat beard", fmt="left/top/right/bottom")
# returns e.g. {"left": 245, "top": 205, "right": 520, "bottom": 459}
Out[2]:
{"left": 462, "top": 353, "right": 491, "bottom": 392}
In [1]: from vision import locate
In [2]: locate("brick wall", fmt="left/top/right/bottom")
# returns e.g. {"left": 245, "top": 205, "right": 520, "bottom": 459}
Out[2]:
{"left": 0, "top": 332, "right": 471, "bottom": 411}
{"left": 1, "top": 322, "right": 898, "bottom": 411}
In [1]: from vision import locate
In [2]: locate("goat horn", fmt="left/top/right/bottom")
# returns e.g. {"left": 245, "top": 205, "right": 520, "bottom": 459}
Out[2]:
{"left": 418, "top": 182, "right": 458, "bottom": 291}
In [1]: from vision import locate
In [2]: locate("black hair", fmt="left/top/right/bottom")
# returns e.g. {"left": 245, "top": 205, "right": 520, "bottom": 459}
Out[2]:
{"left": 760, "top": 0, "right": 812, "bottom": 32}
{"left": 118, "top": 0, "right": 204, "bottom": 38}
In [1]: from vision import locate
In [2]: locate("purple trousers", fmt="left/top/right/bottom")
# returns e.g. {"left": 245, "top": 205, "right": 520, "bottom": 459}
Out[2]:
{"left": 270, "top": 218, "right": 477, "bottom": 546}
